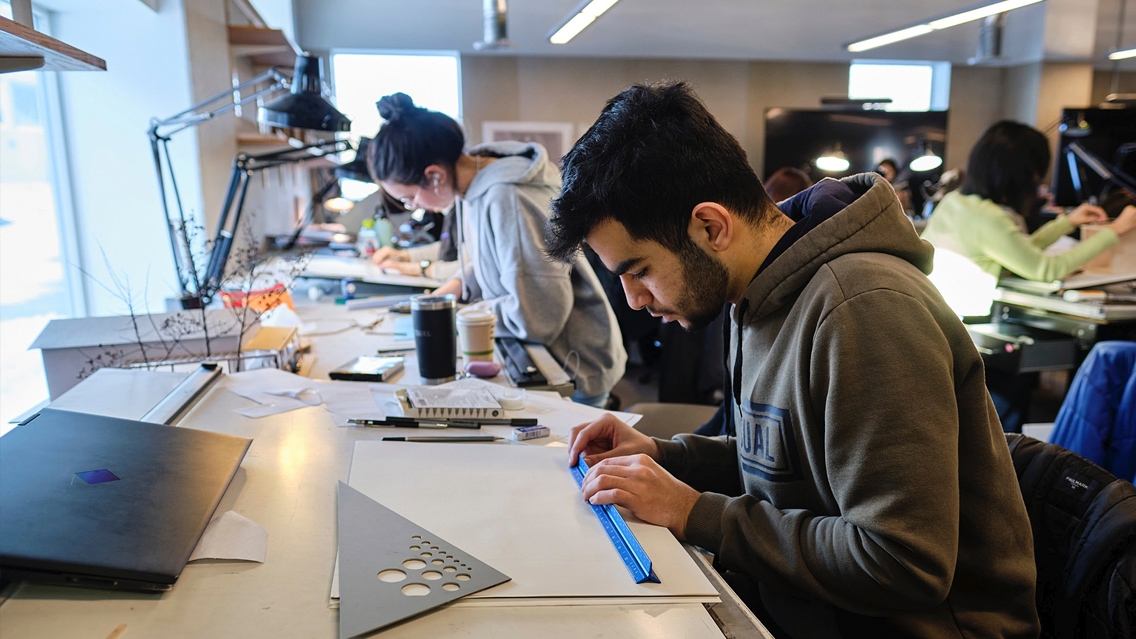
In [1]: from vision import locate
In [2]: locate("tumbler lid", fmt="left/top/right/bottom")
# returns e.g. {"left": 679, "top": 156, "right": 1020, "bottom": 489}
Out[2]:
{"left": 410, "top": 293, "right": 456, "bottom": 311}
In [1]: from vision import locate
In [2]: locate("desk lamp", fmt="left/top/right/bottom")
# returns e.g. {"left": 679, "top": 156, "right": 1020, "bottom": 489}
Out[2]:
{"left": 149, "top": 53, "right": 351, "bottom": 309}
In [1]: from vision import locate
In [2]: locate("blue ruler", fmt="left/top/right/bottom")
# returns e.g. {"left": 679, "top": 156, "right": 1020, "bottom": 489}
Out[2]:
{"left": 570, "top": 455, "right": 660, "bottom": 584}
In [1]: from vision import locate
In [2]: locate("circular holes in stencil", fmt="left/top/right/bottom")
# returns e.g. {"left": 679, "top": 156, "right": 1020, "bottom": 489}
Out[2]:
{"left": 420, "top": 552, "right": 432, "bottom": 558}
{"left": 442, "top": 583, "right": 460, "bottom": 592}
{"left": 455, "top": 573, "right": 471, "bottom": 582}
{"left": 411, "top": 535, "right": 421, "bottom": 540}
{"left": 431, "top": 559, "right": 444, "bottom": 565}
{"left": 421, "top": 570, "right": 442, "bottom": 581}
{"left": 443, "top": 566, "right": 456, "bottom": 573}
{"left": 409, "top": 545, "right": 420, "bottom": 551}
{"left": 402, "top": 559, "right": 426, "bottom": 570}
{"left": 401, "top": 583, "right": 430, "bottom": 597}
{"left": 377, "top": 569, "right": 407, "bottom": 583}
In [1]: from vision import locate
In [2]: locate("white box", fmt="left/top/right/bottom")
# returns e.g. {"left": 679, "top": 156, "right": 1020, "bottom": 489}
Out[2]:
{"left": 30, "top": 309, "right": 254, "bottom": 399}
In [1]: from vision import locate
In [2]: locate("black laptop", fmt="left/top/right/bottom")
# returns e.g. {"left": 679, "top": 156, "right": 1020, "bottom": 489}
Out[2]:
{"left": 0, "top": 408, "right": 251, "bottom": 592}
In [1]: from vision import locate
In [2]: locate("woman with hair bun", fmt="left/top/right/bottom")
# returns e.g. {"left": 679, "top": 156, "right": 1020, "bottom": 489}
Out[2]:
{"left": 367, "top": 93, "right": 626, "bottom": 407}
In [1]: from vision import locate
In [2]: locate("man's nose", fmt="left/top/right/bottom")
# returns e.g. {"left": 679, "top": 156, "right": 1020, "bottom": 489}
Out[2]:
{"left": 620, "top": 278, "right": 650, "bottom": 311}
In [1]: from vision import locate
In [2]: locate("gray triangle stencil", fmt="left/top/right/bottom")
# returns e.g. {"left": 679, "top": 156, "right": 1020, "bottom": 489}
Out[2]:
{"left": 337, "top": 481, "right": 510, "bottom": 639}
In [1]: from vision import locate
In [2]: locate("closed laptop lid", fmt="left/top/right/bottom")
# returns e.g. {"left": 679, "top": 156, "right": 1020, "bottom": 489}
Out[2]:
{"left": 0, "top": 408, "right": 251, "bottom": 589}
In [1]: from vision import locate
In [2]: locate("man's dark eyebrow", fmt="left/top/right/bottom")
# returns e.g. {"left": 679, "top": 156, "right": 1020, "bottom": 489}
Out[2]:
{"left": 609, "top": 257, "right": 644, "bottom": 277}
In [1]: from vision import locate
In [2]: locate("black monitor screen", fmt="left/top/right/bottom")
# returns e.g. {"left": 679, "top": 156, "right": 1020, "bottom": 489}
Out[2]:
{"left": 763, "top": 108, "right": 948, "bottom": 186}
{"left": 1052, "top": 108, "right": 1136, "bottom": 208}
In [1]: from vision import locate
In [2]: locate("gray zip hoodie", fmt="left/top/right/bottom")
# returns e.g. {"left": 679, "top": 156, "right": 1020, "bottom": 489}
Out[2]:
{"left": 656, "top": 174, "right": 1039, "bottom": 638}
{"left": 457, "top": 141, "right": 626, "bottom": 398}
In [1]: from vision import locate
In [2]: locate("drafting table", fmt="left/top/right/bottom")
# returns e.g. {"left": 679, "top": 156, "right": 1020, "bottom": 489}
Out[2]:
{"left": 301, "top": 254, "right": 444, "bottom": 296}
{"left": 0, "top": 300, "right": 773, "bottom": 639}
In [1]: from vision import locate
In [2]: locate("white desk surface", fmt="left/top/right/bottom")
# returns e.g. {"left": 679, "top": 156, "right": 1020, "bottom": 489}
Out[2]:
{"left": 0, "top": 300, "right": 772, "bottom": 639}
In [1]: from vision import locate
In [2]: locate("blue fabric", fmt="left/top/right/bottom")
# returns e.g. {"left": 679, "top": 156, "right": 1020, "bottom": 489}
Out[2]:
{"left": 1050, "top": 341, "right": 1136, "bottom": 482}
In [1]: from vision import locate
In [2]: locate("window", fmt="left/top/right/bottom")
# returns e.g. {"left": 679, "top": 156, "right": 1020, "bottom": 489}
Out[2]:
{"left": 330, "top": 51, "right": 461, "bottom": 199}
{"left": 0, "top": 2, "right": 82, "bottom": 425}
{"left": 848, "top": 61, "right": 950, "bottom": 112}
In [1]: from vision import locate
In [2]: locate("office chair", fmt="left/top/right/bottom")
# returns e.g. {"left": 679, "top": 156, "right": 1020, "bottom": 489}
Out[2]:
{"left": 1005, "top": 434, "right": 1136, "bottom": 639}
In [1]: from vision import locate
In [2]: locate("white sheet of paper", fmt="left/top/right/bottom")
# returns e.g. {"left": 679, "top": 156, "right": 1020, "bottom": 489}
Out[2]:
{"left": 345, "top": 442, "right": 717, "bottom": 601}
{"left": 188, "top": 511, "right": 267, "bottom": 563}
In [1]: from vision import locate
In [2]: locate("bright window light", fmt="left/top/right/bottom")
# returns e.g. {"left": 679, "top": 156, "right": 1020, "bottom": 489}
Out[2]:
{"left": 849, "top": 63, "right": 933, "bottom": 112}
{"left": 331, "top": 52, "right": 461, "bottom": 144}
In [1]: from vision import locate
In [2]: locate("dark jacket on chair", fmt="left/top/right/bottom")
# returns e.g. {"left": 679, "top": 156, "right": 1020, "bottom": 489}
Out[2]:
{"left": 1007, "top": 433, "right": 1136, "bottom": 639}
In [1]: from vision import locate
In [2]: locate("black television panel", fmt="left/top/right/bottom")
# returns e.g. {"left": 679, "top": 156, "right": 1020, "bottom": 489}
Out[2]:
{"left": 763, "top": 109, "right": 949, "bottom": 183}
{"left": 1052, "top": 107, "right": 1136, "bottom": 208}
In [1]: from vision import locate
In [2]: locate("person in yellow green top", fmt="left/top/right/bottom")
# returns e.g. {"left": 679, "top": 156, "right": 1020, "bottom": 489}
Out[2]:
{"left": 922, "top": 120, "right": 1136, "bottom": 282}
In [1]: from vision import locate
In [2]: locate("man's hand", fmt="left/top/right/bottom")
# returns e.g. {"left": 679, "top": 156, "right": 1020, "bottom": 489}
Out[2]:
{"left": 568, "top": 413, "right": 658, "bottom": 467}
{"left": 1066, "top": 203, "right": 1108, "bottom": 227}
{"left": 580, "top": 454, "right": 701, "bottom": 539}
{"left": 370, "top": 246, "right": 408, "bottom": 265}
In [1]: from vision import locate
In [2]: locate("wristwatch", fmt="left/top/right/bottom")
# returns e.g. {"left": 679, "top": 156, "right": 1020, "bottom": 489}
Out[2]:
{"left": 419, "top": 259, "right": 433, "bottom": 276}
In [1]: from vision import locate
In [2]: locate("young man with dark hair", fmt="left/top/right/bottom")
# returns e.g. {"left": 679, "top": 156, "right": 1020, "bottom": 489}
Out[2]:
{"left": 550, "top": 82, "right": 1039, "bottom": 638}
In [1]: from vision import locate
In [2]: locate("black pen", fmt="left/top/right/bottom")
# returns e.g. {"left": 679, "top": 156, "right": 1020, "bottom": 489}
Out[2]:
{"left": 348, "top": 418, "right": 481, "bottom": 429}
{"left": 381, "top": 435, "right": 500, "bottom": 442}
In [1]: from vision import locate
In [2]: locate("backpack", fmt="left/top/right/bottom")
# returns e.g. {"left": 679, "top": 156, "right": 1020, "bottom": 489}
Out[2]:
{"left": 1006, "top": 434, "right": 1136, "bottom": 638}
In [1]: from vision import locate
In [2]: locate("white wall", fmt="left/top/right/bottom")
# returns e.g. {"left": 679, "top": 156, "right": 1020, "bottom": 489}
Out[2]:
{"left": 54, "top": 0, "right": 200, "bottom": 315}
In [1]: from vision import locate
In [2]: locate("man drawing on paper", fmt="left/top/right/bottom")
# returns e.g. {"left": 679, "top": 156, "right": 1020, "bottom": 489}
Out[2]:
{"left": 547, "top": 82, "right": 1039, "bottom": 639}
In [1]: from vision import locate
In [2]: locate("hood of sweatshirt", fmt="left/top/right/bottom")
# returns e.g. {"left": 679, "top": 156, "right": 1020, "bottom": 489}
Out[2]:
{"left": 739, "top": 173, "right": 934, "bottom": 327}
{"left": 464, "top": 141, "right": 562, "bottom": 202}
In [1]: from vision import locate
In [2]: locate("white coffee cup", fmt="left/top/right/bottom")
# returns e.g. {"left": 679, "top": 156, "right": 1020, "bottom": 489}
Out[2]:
{"left": 456, "top": 306, "right": 496, "bottom": 362}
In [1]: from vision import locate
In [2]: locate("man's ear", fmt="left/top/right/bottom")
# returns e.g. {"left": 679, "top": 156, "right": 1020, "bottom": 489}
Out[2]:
{"left": 689, "top": 202, "right": 733, "bottom": 253}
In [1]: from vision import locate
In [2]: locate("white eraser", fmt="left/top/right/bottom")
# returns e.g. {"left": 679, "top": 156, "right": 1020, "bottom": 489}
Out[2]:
{"left": 510, "top": 425, "right": 549, "bottom": 441}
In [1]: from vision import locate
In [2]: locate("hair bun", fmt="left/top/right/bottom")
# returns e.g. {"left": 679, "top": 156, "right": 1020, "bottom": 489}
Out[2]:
{"left": 377, "top": 92, "right": 419, "bottom": 122}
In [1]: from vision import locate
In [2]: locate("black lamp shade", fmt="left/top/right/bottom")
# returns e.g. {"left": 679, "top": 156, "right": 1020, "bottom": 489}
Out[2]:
{"left": 259, "top": 54, "right": 351, "bottom": 132}
{"left": 335, "top": 137, "right": 373, "bottom": 183}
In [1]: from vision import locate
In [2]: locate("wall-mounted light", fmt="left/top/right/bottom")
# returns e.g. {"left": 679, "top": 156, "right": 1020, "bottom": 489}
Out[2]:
{"left": 846, "top": 0, "right": 1043, "bottom": 53}
{"left": 816, "top": 144, "right": 851, "bottom": 172}
{"left": 909, "top": 142, "right": 943, "bottom": 172}
{"left": 548, "top": 0, "right": 621, "bottom": 45}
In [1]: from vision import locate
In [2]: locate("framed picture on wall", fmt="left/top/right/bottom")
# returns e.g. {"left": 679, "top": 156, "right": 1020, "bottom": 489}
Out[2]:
{"left": 481, "top": 121, "right": 576, "bottom": 166}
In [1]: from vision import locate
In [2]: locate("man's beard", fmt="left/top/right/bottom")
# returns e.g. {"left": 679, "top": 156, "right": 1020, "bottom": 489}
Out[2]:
{"left": 668, "top": 242, "right": 729, "bottom": 331}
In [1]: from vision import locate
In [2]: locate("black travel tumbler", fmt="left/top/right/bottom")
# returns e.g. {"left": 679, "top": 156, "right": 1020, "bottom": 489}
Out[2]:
{"left": 410, "top": 294, "right": 456, "bottom": 384}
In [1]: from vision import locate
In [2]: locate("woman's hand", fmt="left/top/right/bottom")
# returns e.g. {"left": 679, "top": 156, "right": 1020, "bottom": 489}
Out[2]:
{"left": 1107, "top": 205, "right": 1136, "bottom": 236}
{"left": 1066, "top": 203, "right": 1108, "bottom": 227}
{"left": 370, "top": 246, "right": 409, "bottom": 265}
{"left": 379, "top": 260, "right": 424, "bottom": 276}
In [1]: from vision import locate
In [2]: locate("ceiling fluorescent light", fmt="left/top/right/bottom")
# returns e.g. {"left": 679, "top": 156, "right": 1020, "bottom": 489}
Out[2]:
{"left": 549, "top": 0, "right": 621, "bottom": 45}
{"left": 847, "top": 25, "right": 934, "bottom": 53}
{"left": 846, "top": 0, "right": 1043, "bottom": 53}
{"left": 928, "top": 0, "right": 1041, "bottom": 30}
{"left": 1108, "top": 47, "right": 1136, "bottom": 60}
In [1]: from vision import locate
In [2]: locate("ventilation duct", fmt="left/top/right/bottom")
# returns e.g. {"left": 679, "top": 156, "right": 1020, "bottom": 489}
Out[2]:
{"left": 474, "top": 0, "right": 515, "bottom": 50}
{"left": 969, "top": 13, "right": 1005, "bottom": 65}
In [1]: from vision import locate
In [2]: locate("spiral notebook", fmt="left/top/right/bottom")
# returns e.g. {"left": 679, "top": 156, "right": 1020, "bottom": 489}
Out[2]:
{"left": 395, "top": 388, "right": 505, "bottom": 419}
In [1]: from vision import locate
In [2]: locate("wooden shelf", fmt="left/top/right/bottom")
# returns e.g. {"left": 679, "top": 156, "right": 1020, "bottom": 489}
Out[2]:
{"left": 228, "top": 25, "right": 300, "bottom": 68}
{"left": 0, "top": 15, "right": 105, "bottom": 72}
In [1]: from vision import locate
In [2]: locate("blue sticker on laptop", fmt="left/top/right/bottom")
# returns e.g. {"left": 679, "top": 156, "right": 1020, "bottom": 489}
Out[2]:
{"left": 737, "top": 401, "right": 802, "bottom": 482}
{"left": 75, "top": 469, "right": 120, "bottom": 485}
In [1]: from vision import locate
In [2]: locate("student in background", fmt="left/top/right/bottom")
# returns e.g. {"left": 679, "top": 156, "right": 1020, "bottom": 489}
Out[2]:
{"left": 762, "top": 167, "right": 812, "bottom": 202}
{"left": 367, "top": 93, "right": 626, "bottom": 407}
{"left": 547, "top": 82, "right": 1038, "bottom": 638}
{"left": 921, "top": 120, "right": 1136, "bottom": 282}
{"left": 371, "top": 206, "right": 460, "bottom": 280}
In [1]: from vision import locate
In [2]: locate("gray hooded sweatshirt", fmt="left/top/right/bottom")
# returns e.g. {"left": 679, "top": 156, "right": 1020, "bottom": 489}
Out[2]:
{"left": 456, "top": 141, "right": 626, "bottom": 398}
{"left": 656, "top": 174, "right": 1039, "bottom": 638}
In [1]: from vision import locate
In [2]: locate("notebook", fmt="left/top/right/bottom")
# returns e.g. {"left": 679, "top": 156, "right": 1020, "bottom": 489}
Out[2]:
{"left": 395, "top": 387, "right": 505, "bottom": 419}
{"left": 0, "top": 408, "right": 251, "bottom": 592}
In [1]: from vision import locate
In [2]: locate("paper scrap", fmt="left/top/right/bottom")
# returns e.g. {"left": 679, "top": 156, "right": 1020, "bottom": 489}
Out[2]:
{"left": 188, "top": 510, "right": 267, "bottom": 563}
